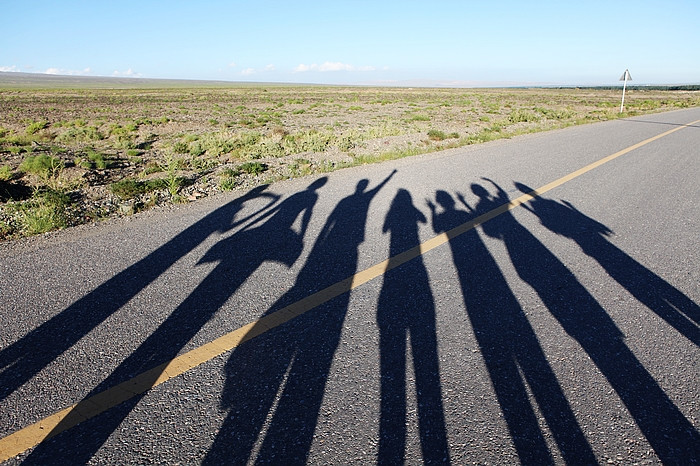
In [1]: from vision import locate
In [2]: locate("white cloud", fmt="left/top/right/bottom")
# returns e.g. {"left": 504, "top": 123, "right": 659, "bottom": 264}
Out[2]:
{"left": 44, "top": 67, "right": 92, "bottom": 76}
{"left": 0, "top": 65, "right": 20, "bottom": 72}
{"left": 294, "top": 63, "right": 313, "bottom": 72}
{"left": 294, "top": 61, "right": 376, "bottom": 73}
{"left": 228, "top": 62, "right": 237, "bottom": 68}
{"left": 112, "top": 68, "right": 141, "bottom": 78}
{"left": 241, "top": 68, "right": 256, "bottom": 76}
{"left": 318, "top": 62, "right": 354, "bottom": 72}
{"left": 264, "top": 64, "right": 275, "bottom": 71}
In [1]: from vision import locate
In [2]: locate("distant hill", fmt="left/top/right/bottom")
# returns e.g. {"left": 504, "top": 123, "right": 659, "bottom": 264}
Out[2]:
{"left": 0, "top": 72, "right": 303, "bottom": 89}
{"left": 1, "top": 72, "right": 698, "bottom": 90}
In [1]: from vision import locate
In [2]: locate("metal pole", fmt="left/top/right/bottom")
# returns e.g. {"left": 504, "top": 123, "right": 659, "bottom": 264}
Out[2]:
{"left": 620, "top": 72, "right": 628, "bottom": 113}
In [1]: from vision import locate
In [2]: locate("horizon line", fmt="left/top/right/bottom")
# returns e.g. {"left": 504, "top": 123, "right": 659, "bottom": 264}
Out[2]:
{"left": 1, "top": 71, "right": 698, "bottom": 89}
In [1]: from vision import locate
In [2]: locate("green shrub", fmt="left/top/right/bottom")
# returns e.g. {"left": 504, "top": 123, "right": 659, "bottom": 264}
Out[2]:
{"left": 108, "top": 124, "right": 136, "bottom": 149}
{"left": 428, "top": 130, "right": 448, "bottom": 141}
{"left": 25, "top": 120, "right": 48, "bottom": 135}
{"left": 407, "top": 114, "right": 431, "bottom": 122}
{"left": 110, "top": 178, "right": 144, "bottom": 199}
{"left": 0, "top": 165, "right": 13, "bottom": 181}
{"left": 110, "top": 178, "right": 165, "bottom": 200}
{"left": 173, "top": 141, "right": 188, "bottom": 154}
{"left": 19, "top": 154, "right": 64, "bottom": 179}
{"left": 219, "top": 175, "right": 237, "bottom": 191}
{"left": 508, "top": 109, "right": 540, "bottom": 123}
{"left": 239, "top": 162, "right": 268, "bottom": 175}
{"left": 13, "top": 190, "right": 70, "bottom": 235}
{"left": 283, "top": 130, "right": 334, "bottom": 153}
{"left": 188, "top": 142, "right": 205, "bottom": 157}
{"left": 87, "top": 149, "right": 111, "bottom": 169}
{"left": 56, "top": 125, "right": 104, "bottom": 143}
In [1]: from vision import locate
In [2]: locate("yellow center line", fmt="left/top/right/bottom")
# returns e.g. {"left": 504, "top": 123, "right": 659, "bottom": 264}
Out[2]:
{"left": 1, "top": 119, "right": 697, "bottom": 462}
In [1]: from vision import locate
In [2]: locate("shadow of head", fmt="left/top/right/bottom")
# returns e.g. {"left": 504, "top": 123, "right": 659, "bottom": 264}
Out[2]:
{"left": 355, "top": 179, "right": 369, "bottom": 193}
{"left": 308, "top": 177, "right": 328, "bottom": 191}
{"left": 471, "top": 183, "right": 490, "bottom": 199}
{"left": 514, "top": 182, "right": 534, "bottom": 194}
{"left": 435, "top": 190, "right": 455, "bottom": 209}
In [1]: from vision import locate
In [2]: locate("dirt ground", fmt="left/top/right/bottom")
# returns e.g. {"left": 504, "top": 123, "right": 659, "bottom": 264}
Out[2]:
{"left": 1, "top": 86, "right": 698, "bottom": 239}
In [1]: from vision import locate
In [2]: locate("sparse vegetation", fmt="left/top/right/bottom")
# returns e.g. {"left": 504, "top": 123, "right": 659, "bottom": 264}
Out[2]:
{"left": 0, "top": 84, "right": 697, "bottom": 240}
{"left": 110, "top": 177, "right": 165, "bottom": 200}
{"left": 19, "top": 154, "right": 64, "bottom": 181}
{"left": 0, "top": 165, "right": 13, "bottom": 181}
{"left": 239, "top": 161, "right": 268, "bottom": 175}
{"left": 427, "top": 129, "right": 459, "bottom": 141}
{"left": 25, "top": 120, "right": 49, "bottom": 135}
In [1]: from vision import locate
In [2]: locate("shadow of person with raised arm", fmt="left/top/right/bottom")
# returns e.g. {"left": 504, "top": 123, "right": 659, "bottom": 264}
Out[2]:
{"left": 476, "top": 178, "right": 700, "bottom": 463}
{"left": 377, "top": 189, "right": 449, "bottom": 465}
{"left": 514, "top": 182, "right": 699, "bottom": 346}
{"left": 24, "top": 178, "right": 327, "bottom": 464}
{"left": 205, "top": 170, "right": 396, "bottom": 465}
{"left": 0, "top": 184, "right": 278, "bottom": 404}
{"left": 428, "top": 190, "right": 594, "bottom": 465}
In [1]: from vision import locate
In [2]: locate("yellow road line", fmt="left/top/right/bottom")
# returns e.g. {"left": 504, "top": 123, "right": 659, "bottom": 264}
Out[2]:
{"left": 1, "top": 119, "right": 697, "bottom": 462}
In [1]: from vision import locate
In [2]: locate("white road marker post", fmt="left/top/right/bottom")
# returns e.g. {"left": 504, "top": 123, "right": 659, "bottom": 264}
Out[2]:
{"left": 619, "top": 69, "right": 632, "bottom": 113}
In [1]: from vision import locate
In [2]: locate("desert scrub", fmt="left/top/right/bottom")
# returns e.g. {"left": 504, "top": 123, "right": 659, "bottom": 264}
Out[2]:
{"left": 288, "top": 158, "right": 313, "bottom": 177}
{"left": 56, "top": 125, "right": 104, "bottom": 143}
{"left": 173, "top": 131, "right": 263, "bottom": 158}
{"left": 282, "top": 130, "right": 335, "bottom": 153}
{"left": 219, "top": 167, "right": 239, "bottom": 191}
{"left": 110, "top": 177, "right": 166, "bottom": 200}
{"left": 534, "top": 107, "right": 575, "bottom": 120}
{"left": 0, "top": 165, "right": 13, "bottom": 181}
{"left": 108, "top": 124, "right": 136, "bottom": 149}
{"left": 246, "top": 135, "right": 285, "bottom": 159}
{"left": 508, "top": 109, "right": 541, "bottom": 123}
{"left": 19, "top": 154, "right": 64, "bottom": 181}
{"left": 239, "top": 162, "right": 268, "bottom": 175}
{"left": 427, "top": 130, "right": 459, "bottom": 141}
{"left": 336, "top": 131, "right": 359, "bottom": 152}
{"left": 25, "top": 120, "right": 49, "bottom": 135}
{"left": 406, "top": 114, "right": 431, "bottom": 122}
{"left": 2, "top": 189, "right": 71, "bottom": 237}
{"left": 77, "top": 148, "right": 113, "bottom": 170}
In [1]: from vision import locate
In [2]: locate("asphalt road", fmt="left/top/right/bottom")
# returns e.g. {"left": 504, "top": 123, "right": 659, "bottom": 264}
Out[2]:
{"left": 1, "top": 108, "right": 699, "bottom": 464}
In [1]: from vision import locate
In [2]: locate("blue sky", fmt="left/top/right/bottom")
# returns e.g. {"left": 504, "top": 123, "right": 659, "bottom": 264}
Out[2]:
{"left": 2, "top": 1, "right": 698, "bottom": 86}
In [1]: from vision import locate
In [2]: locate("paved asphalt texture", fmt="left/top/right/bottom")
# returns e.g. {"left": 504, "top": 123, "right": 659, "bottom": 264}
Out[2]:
{"left": 1, "top": 108, "right": 699, "bottom": 464}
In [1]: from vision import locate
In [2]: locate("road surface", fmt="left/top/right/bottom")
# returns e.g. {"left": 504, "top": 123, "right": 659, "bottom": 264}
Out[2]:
{"left": 1, "top": 108, "right": 699, "bottom": 464}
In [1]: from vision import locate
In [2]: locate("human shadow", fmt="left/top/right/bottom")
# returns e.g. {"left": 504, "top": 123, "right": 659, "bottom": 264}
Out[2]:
{"left": 204, "top": 170, "right": 395, "bottom": 465}
{"left": 428, "top": 190, "right": 594, "bottom": 465}
{"left": 514, "top": 182, "right": 699, "bottom": 346}
{"left": 23, "top": 178, "right": 327, "bottom": 464}
{"left": 377, "top": 189, "right": 449, "bottom": 465}
{"left": 0, "top": 184, "right": 278, "bottom": 404}
{"left": 476, "top": 179, "right": 700, "bottom": 463}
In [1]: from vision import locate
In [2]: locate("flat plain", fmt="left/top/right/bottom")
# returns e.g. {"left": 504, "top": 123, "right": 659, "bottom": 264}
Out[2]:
{"left": 1, "top": 79, "right": 698, "bottom": 240}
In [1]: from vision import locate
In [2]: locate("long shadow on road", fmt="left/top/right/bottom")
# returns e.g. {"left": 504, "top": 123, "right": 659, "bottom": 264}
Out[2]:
{"left": 0, "top": 185, "right": 278, "bottom": 405}
{"left": 21, "top": 179, "right": 327, "bottom": 464}
{"left": 203, "top": 171, "right": 395, "bottom": 464}
{"left": 477, "top": 179, "right": 700, "bottom": 463}
{"left": 428, "top": 189, "right": 594, "bottom": 464}
{"left": 515, "top": 181, "right": 699, "bottom": 346}
{"left": 376, "top": 189, "right": 450, "bottom": 465}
